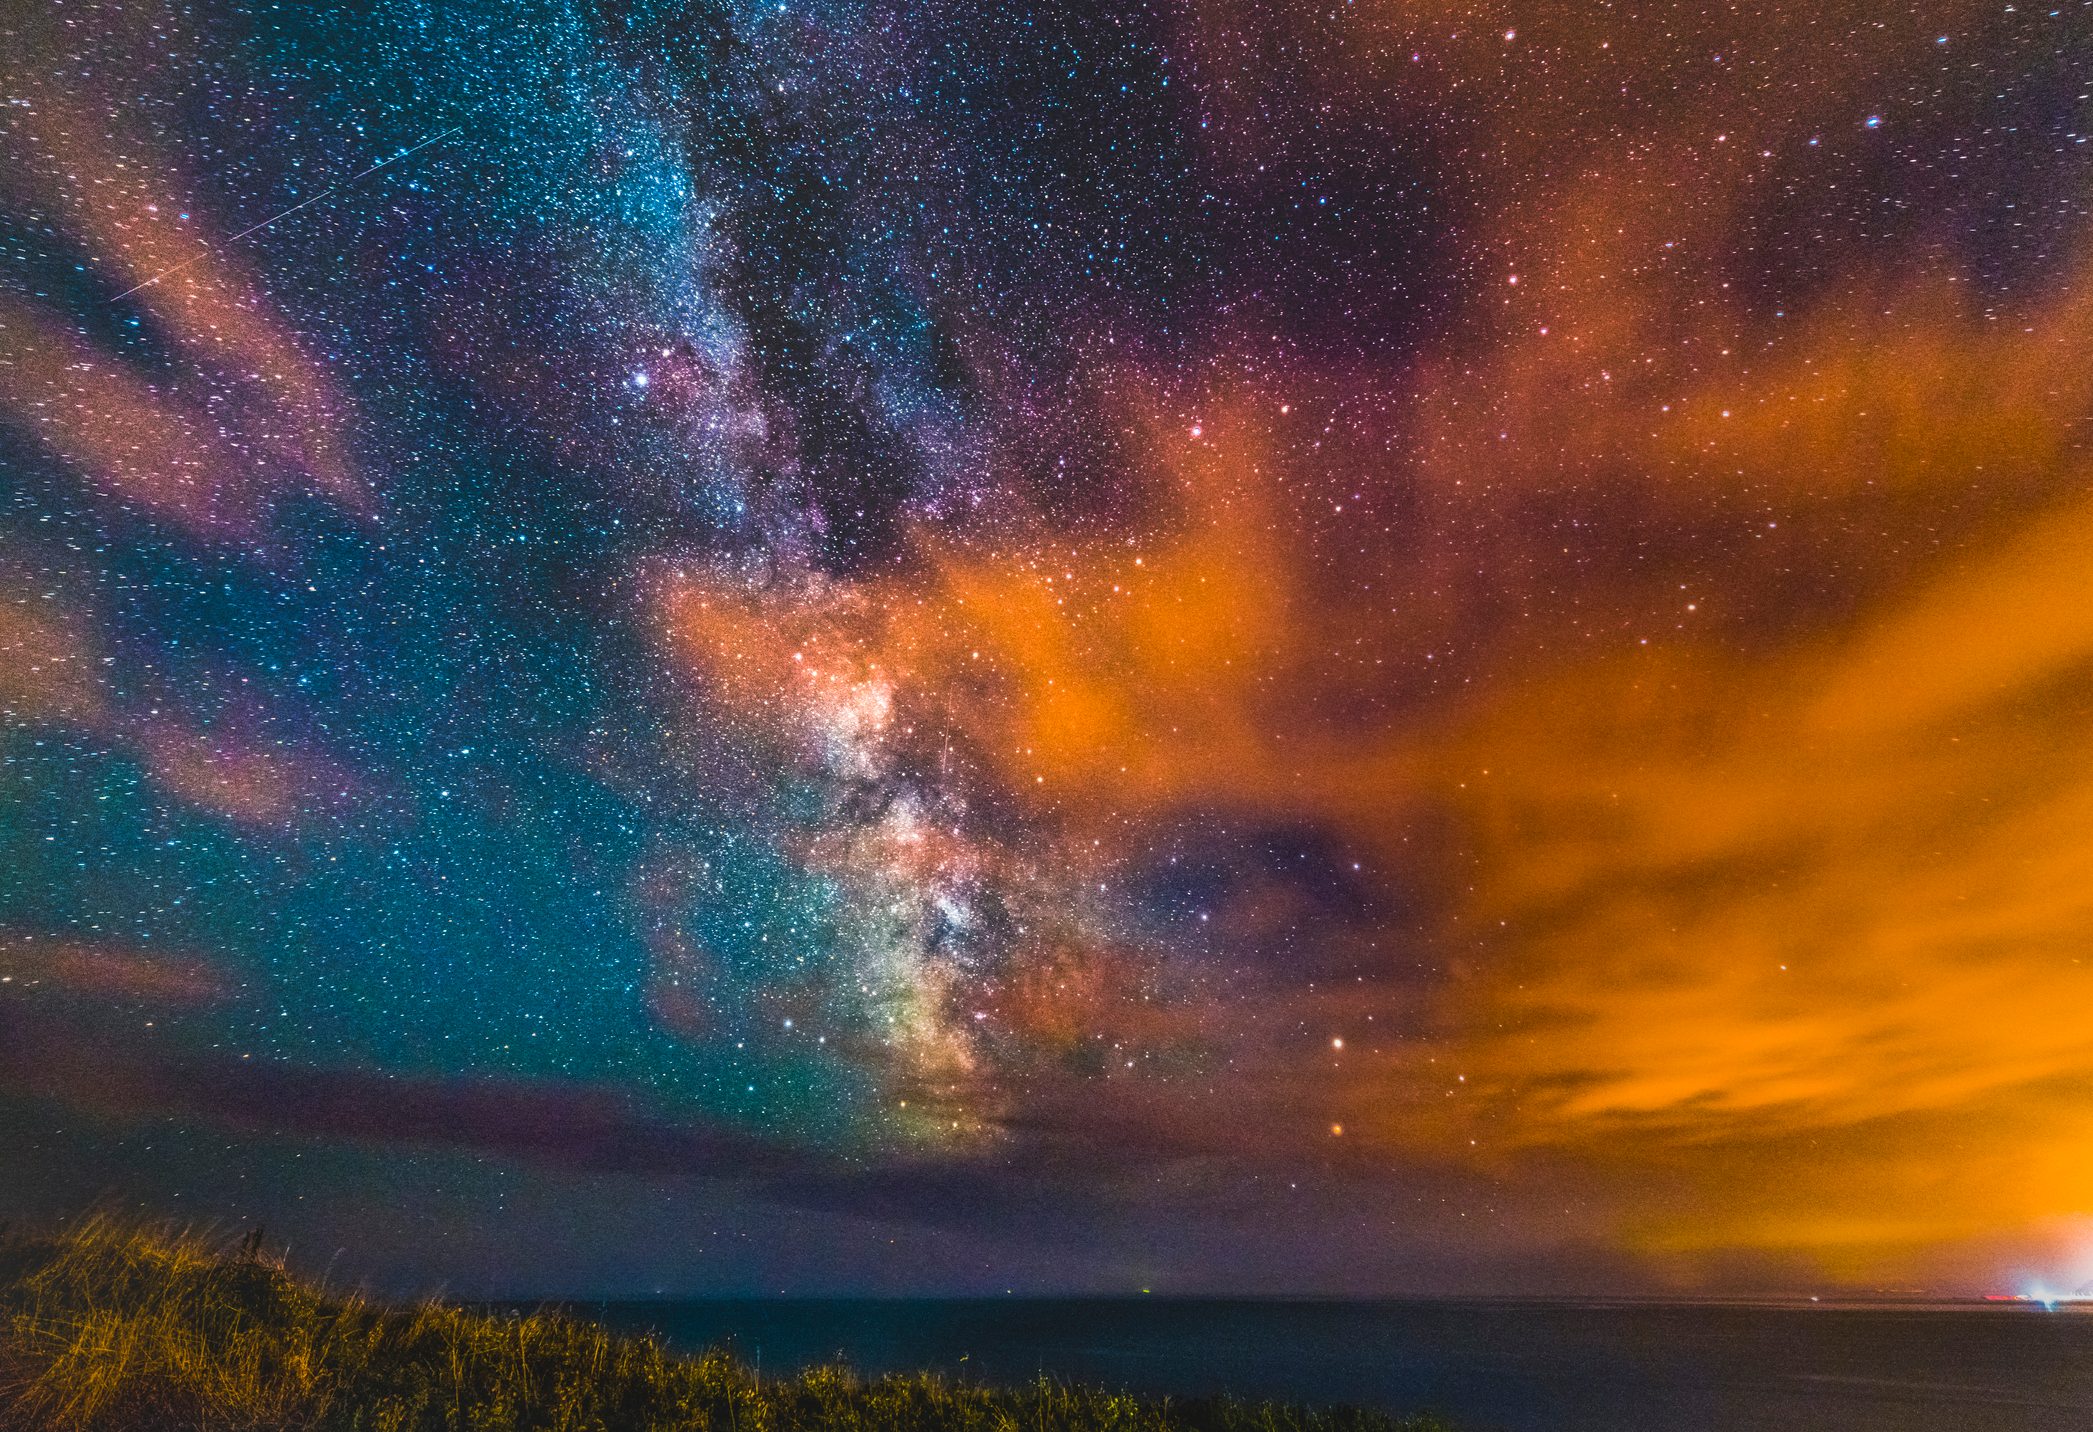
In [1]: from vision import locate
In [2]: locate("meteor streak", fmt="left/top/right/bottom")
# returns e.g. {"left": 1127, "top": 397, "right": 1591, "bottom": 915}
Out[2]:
{"left": 111, "top": 126, "right": 461, "bottom": 302}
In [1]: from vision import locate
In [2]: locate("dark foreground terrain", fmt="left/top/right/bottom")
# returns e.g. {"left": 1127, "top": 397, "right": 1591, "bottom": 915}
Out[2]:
{"left": 0, "top": 1219, "right": 1448, "bottom": 1432}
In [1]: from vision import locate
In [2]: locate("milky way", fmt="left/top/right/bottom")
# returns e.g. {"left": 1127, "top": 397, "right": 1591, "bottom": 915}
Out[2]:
{"left": 2, "top": 0, "right": 2091, "bottom": 1295}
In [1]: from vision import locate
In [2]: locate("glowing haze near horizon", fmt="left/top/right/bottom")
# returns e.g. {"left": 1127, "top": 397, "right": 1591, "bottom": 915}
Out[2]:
{"left": 3, "top": 0, "right": 2091, "bottom": 1296}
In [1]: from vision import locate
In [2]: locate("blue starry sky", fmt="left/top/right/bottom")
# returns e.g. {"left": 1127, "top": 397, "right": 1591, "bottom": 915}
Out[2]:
{"left": 4, "top": 0, "right": 2093, "bottom": 1295}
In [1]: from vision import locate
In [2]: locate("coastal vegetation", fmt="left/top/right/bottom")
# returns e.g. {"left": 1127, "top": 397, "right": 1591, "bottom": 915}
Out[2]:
{"left": 0, "top": 1218, "right": 1451, "bottom": 1432}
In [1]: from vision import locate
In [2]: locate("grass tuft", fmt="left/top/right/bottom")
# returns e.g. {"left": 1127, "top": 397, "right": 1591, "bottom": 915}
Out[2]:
{"left": 0, "top": 1218, "right": 1453, "bottom": 1432}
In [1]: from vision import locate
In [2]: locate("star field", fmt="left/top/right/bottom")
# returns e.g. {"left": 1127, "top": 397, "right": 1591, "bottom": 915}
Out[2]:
{"left": 2, "top": 0, "right": 2092, "bottom": 1295}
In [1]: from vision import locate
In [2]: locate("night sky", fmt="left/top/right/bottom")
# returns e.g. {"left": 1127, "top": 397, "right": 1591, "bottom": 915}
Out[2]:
{"left": 2, "top": 0, "right": 2091, "bottom": 1297}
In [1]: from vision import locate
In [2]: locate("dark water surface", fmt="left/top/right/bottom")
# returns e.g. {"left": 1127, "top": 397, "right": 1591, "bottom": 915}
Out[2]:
{"left": 568, "top": 1298, "right": 2093, "bottom": 1432}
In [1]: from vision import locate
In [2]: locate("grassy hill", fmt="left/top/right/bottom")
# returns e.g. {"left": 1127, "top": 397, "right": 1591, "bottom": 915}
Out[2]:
{"left": 0, "top": 1218, "right": 1452, "bottom": 1432}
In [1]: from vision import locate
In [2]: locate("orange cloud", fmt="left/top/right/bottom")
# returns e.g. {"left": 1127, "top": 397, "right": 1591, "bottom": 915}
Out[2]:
{"left": 0, "top": 562, "right": 360, "bottom": 829}
{"left": 0, "top": 590, "right": 105, "bottom": 728}
{"left": 131, "top": 719, "right": 357, "bottom": 829}
{"left": 0, "top": 933, "right": 232, "bottom": 1006}
{"left": 656, "top": 205, "right": 2093, "bottom": 1277}
{"left": 0, "top": 64, "right": 369, "bottom": 540}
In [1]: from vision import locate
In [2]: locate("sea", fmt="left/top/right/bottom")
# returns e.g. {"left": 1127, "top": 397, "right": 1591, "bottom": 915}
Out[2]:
{"left": 567, "top": 1298, "right": 2093, "bottom": 1432}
